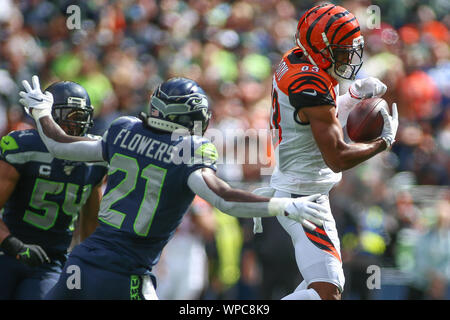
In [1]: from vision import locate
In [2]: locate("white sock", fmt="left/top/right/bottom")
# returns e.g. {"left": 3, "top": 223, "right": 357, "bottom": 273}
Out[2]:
{"left": 281, "top": 288, "right": 321, "bottom": 300}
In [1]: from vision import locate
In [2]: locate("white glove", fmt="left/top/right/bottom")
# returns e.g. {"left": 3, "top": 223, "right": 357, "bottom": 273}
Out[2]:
{"left": 380, "top": 103, "right": 399, "bottom": 150}
{"left": 284, "top": 194, "right": 330, "bottom": 230}
{"left": 19, "top": 75, "right": 53, "bottom": 119}
{"left": 349, "top": 77, "right": 387, "bottom": 99}
{"left": 337, "top": 77, "right": 387, "bottom": 127}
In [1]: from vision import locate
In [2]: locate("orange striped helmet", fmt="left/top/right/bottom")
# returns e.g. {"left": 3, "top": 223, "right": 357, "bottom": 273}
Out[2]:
{"left": 295, "top": 3, "right": 364, "bottom": 80}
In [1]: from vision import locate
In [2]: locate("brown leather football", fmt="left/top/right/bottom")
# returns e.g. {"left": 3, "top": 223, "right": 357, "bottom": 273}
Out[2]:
{"left": 346, "top": 97, "right": 388, "bottom": 142}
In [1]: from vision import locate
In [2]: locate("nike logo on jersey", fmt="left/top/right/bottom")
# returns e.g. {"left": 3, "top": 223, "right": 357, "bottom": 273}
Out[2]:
{"left": 30, "top": 96, "right": 44, "bottom": 102}
{"left": 302, "top": 90, "right": 317, "bottom": 96}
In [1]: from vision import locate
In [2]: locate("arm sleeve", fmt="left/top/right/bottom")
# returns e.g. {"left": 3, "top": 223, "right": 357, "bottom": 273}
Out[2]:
{"left": 35, "top": 119, "right": 104, "bottom": 162}
{"left": 336, "top": 90, "right": 361, "bottom": 128}
{"left": 187, "top": 169, "right": 290, "bottom": 218}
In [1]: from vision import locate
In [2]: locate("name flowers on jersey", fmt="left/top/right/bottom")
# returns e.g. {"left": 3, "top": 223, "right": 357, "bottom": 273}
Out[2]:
{"left": 111, "top": 127, "right": 218, "bottom": 167}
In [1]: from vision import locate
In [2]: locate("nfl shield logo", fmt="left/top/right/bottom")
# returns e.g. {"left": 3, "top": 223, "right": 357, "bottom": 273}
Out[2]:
{"left": 64, "top": 165, "right": 75, "bottom": 175}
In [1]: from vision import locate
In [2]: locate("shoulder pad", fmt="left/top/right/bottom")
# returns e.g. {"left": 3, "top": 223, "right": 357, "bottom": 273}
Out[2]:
{"left": 1, "top": 134, "right": 20, "bottom": 154}
{"left": 175, "top": 135, "right": 218, "bottom": 166}
{"left": 103, "top": 116, "right": 140, "bottom": 144}
{"left": 1, "top": 130, "right": 45, "bottom": 154}
{"left": 193, "top": 139, "right": 218, "bottom": 165}
{"left": 275, "top": 52, "right": 337, "bottom": 110}
{"left": 0, "top": 130, "right": 52, "bottom": 165}
{"left": 285, "top": 67, "right": 337, "bottom": 110}
{"left": 109, "top": 116, "right": 139, "bottom": 129}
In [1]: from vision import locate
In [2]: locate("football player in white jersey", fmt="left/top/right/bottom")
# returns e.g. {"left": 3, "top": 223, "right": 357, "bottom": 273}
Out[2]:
{"left": 256, "top": 3, "right": 399, "bottom": 300}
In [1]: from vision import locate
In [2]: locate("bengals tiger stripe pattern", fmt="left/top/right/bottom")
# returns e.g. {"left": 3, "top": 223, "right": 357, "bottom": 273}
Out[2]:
{"left": 274, "top": 48, "right": 337, "bottom": 112}
{"left": 295, "top": 3, "right": 362, "bottom": 73}
{"left": 302, "top": 224, "right": 341, "bottom": 262}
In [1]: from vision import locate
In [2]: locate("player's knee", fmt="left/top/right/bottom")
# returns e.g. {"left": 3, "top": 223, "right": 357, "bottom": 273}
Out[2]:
{"left": 309, "top": 282, "right": 341, "bottom": 300}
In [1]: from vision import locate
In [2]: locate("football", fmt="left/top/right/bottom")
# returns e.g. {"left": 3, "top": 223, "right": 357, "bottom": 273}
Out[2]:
{"left": 346, "top": 97, "right": 388, "bottom": 142}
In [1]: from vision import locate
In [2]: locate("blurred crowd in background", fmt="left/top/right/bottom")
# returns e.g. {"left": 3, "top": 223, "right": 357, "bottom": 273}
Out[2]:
{"left": 0, "top": 0, "right": 449, "bottom": 300}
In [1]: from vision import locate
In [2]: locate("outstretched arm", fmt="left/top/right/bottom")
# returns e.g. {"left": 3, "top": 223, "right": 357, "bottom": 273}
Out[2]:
{"left": 187, "top": 168, "right": 330, "bottom": 230}
{"left": 19, "top": 75, "right": 104, "bottom": 162}
{"left": 35, "top": 116, "right": 104, "bottom": 162}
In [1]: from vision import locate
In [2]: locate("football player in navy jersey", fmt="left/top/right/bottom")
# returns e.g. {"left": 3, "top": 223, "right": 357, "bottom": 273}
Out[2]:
{"left": 20, "top": 75, "right": 331, "bottom": 300}
{"left": 0, "top": 81, "right": 107, "bottom": 299}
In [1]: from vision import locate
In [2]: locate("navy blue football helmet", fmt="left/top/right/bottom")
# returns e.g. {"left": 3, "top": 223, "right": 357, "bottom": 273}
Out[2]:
{"left": 45, "top": 81, "right": 93, "bottom": 136}
{"left": 140, "top": 77, "right": 211, "bottom": 135}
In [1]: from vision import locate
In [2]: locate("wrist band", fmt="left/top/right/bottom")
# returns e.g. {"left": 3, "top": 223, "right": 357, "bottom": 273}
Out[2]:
{"left": 31, "top": 108, "right": 52, "bottom": 120}
{"left": 381, "top": 136, "right": 392, "bottom": 150}
{"left": 348, "top": 87, "right": 362, "bottom": 100}
{"left": 268, "top": 198, "right": 291, "bottom": 216}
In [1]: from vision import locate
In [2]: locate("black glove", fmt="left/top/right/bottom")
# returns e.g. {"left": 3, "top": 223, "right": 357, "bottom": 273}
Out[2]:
{"left": 1, "top": 235, "right": 51, "bottom": 267}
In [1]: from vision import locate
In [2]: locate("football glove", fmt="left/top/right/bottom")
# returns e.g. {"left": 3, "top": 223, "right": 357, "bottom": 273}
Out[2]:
{"left": 1, "top": 235, "right": 51, "bottom": 267}
{"left": 19, "top": 75, "right": 53, "bottom": 119}
{"left": 337, "top": 77, "right": 387, "bottom": 128}
{"left": 284, "top": 194, "right": 330, "bottom": 230}
{"left": 380, "top": 103, "right": 399, "bottom": 150}
{"left": 349, "top": 77, "right": 387, "bottom": 99}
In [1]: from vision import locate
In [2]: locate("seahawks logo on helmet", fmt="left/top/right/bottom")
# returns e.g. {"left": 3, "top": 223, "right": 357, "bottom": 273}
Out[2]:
{"left": 150, "top": 91, "right": 209, "bottom": 117}
{"left": 140, "top": 77, "right": 211, "bottom": 135}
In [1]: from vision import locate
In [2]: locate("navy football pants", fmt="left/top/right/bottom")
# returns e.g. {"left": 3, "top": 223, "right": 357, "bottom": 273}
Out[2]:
{"left": 44, "top": 255, "right": 153, "bottom": 300}
{"left": 0, "top": 253, "right": 62, "bottom": 299}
